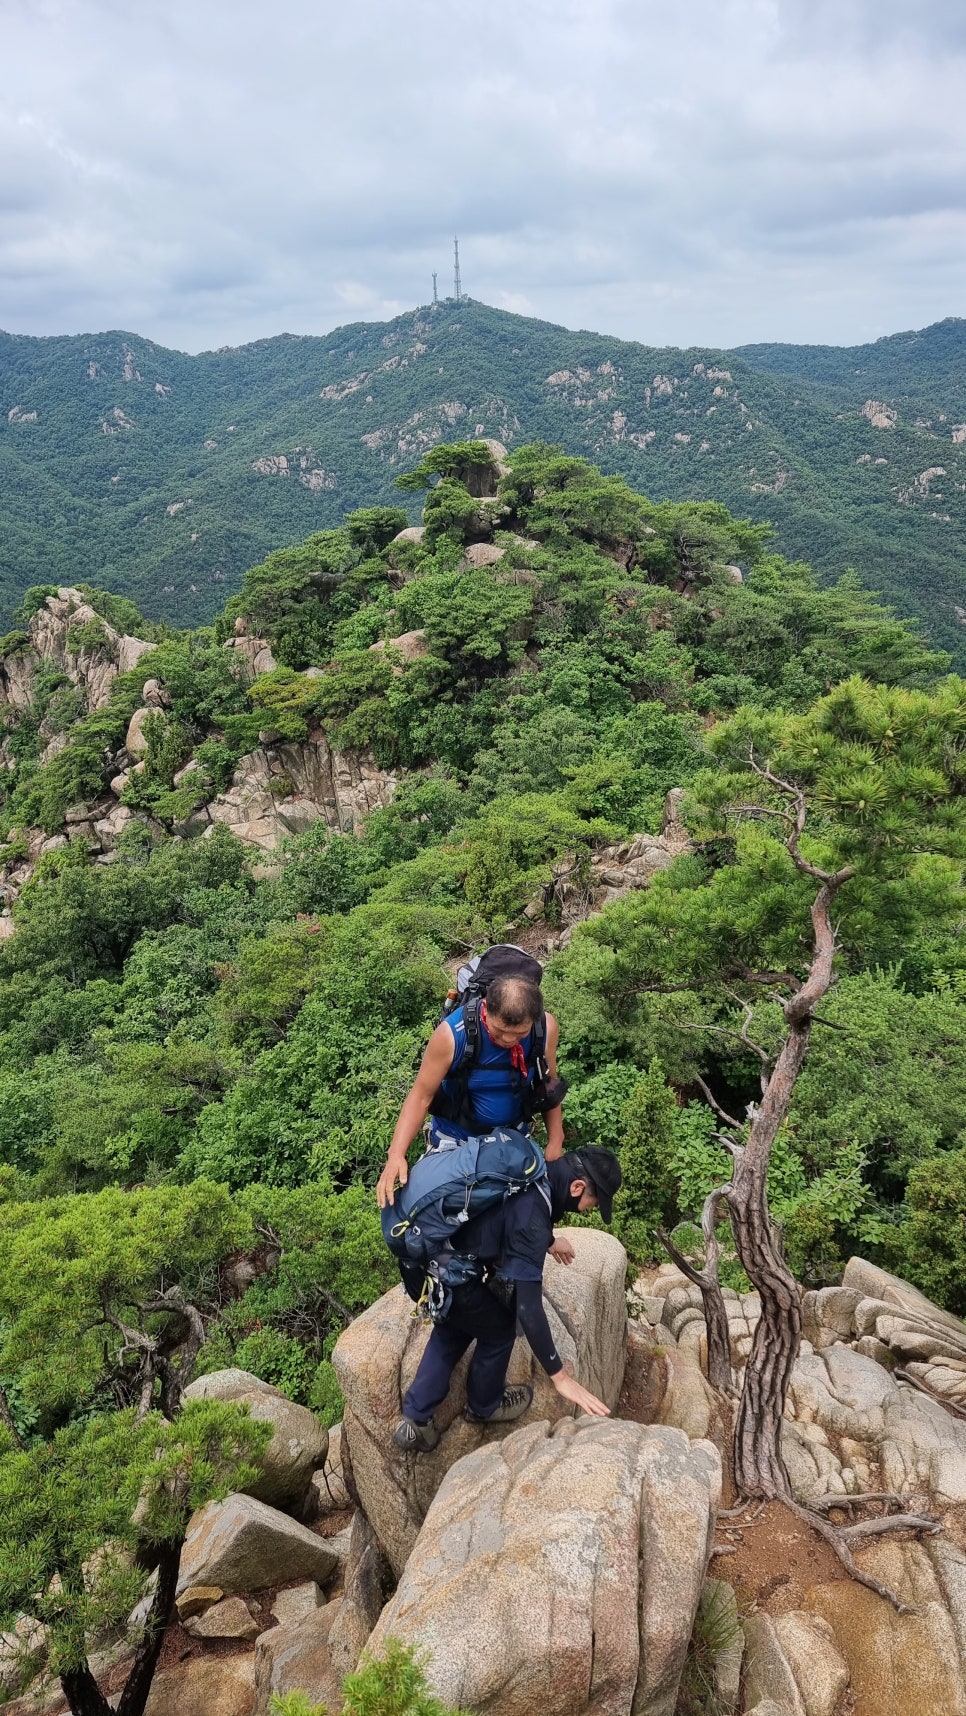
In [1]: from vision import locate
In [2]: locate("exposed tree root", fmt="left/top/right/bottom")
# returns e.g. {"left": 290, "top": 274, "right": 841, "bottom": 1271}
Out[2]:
{"left": 717, "top": 1500, "right": 753, "bottom": 1520}
{"left": 808, "top": 1491, "right": 915, "bottom": 1514}
{"left": 895, "top": 1366, "right": 966, "bottom": 1423}
{"left": 783, "top": 1495, "right": 940, "bottom": 1613}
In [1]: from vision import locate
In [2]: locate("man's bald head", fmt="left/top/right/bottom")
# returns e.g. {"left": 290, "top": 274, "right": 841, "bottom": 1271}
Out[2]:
{"left": 487, "top": 975, "right": 543, "bottom": 1027}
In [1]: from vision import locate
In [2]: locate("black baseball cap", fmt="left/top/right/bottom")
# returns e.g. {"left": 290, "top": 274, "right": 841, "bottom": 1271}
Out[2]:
{"left": 569, "top": 1147, "right": 622, "bottom": 1224}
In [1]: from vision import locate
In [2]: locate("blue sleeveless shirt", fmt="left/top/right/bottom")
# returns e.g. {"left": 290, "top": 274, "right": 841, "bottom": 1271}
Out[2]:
{"left": 429, "top": 1004, "right": 535, "bottom": 1144}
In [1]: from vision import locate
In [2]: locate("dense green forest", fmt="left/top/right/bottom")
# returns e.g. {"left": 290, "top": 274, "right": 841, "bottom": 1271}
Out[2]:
{"left": 0, "top": 436, "right": 964, "bottom": 1694}
{"left": 3, "top": 303, "right": 966, "bottom": 657}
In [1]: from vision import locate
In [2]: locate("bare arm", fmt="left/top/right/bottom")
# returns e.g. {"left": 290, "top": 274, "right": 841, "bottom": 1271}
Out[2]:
{"left": 375, "top": 1022, "right": 454, "bottom": 1208}
{"left": 542, "top": 1013, "right": 564, "bottom": 1162}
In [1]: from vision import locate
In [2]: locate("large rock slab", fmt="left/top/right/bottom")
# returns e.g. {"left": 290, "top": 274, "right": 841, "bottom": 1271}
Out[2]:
{"left": 177, "top": 1493, "right": 338, "bottom": 1595}
{"left": 333, "top": 1228, "right": 628, "bottom": 1573}
{"left": 369, "top": 1417, "right": 720, "bottom": 1716}
{"left": 802, "top": 1260, "right": 966, "bottom": 1408}
{"left": 253, "top": 1599, "right": 342, "bottom": 1716}
{"left": 143, "top": 1655, "right": 256, "bottom": 1716}
{"left": 805, "top": 1538, "right": 966, "bottom": 1715}
{"left": 183, "top": 1369, "right": 327, "bottom": 1506}
{"left": 843, "top": 1257, "right": 966, "bottom": 1334}
{"left": 327, "top": 1511, "right": 393, "bottom": 1679}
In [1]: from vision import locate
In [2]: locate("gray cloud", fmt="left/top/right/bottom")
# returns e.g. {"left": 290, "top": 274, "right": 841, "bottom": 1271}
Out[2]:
{"left": 1, "top": 0, "right": 964, "bottom": 350}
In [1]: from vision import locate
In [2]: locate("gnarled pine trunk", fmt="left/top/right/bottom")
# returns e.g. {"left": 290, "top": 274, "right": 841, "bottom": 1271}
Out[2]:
{"left": 728, "top": 877, "right": 840, "bottom": 1499}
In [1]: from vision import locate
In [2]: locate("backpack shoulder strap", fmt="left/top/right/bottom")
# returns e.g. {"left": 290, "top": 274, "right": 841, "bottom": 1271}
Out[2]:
{"left": 527, "top": 1011, "right": 548, "bottom": 1069}
{"left": 461, "top": 995, "right": 484, "bottom": 1067}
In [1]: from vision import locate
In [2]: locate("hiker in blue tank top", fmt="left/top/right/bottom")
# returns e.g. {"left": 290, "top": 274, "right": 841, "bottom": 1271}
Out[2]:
{"left": 376, "top": 973, "right": 566, "bottom": 1213}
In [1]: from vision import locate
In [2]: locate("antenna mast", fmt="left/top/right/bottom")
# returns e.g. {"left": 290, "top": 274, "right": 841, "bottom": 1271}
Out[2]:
{"left": 453, "top": 237, "right": 462, "bottom": 304}
{"left": 432, "top": 271, "right": 439, "bottom": 308}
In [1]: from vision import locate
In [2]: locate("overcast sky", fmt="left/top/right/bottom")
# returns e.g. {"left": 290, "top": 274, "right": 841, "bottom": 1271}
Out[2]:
{"left": 3, "top": 0, "right": 965, "bottom": 353}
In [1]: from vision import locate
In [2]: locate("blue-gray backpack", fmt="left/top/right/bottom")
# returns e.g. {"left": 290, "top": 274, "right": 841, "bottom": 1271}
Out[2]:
{"left": 381, "top": 1128, "right": 549, "bottom": 1322}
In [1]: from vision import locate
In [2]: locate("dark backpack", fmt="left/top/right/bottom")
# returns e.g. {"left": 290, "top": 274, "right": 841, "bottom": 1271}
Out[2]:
{"left": 430, "top": 945, "right": 565, "bottom": 1132}
{"left": 381, "top": 1127, "right": 549, "bottom": 1320}
{"left": 442, "top": 944, "right": 545, "bottom": 1017}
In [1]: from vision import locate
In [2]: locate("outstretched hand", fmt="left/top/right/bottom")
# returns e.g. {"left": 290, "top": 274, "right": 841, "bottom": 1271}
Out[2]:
{"left": 551, "top": 1367, "right": 610, "bottom": 1417}
{"left": 376, "top": 1156, "right": 408, "bottom": 1210}
{"left": 549, "top": 1236, "right": 576, "bottom": 1266}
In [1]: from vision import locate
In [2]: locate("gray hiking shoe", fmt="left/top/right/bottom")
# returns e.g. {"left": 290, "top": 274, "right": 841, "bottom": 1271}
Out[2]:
{"left": 463, "top": 1383, "right": 534, "bottom": 1426}
{"left": 392, "top": 1416, "right": 440, "bottom": 1453}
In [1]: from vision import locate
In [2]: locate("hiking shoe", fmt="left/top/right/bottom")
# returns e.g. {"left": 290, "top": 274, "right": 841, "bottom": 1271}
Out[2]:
{"left": 392, "top": 1416, "right": 440, "bottom": 1453}
{"left": 463, "top": 1384, "right": 534, "bottom": 1426}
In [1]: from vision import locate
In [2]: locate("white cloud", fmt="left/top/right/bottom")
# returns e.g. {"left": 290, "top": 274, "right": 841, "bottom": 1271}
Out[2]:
{"left": 0, "top": 0, "right": 964, "bottom": 349}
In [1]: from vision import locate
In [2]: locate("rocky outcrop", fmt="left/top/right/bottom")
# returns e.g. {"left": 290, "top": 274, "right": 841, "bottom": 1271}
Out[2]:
{"left": 368, "top": 628, "right": 429, "bottom": 668}
{"left": 783, "top": 1340, "right": 966, "bottom": 1506}
{"left": 183, "top": 1369, "right": 327, "bottom": 1507}
{"left": 333, "top": 1229, "right": 628, "bottom": 1574}
{"left": 452, "top": 438, "right": 509, "bottom": 497}
{"left": 199, "top": 730, "right": 396, "bottom": 849}
{"left": 805, "top": 1258, "right": 966, "bottom": 1410}
{"left": 124, "top": 704, "right": 160, "bottom": 760}
{"left": 651, "top": 1277, "right": 762, "bottom": 1375}
{"left": 459, "top": 542, "right": 505, "bottom": 569}
{"left": 0, "top": 588, "right": 154, "bottom": 716}
{"left": 369, "top": 1416, "right": 721, "bottom": 1716}
{"left": 222, "top": 620, "right": 277, "bottom": 682}
{"left": 530, "top": 790, "right": 695, "bottom": 949}
{"left": 177, "top": 1493, "right": 339, "bottom": 1595}
{"left": 637, "top": 1256, "right": 966, "bottom": 1514}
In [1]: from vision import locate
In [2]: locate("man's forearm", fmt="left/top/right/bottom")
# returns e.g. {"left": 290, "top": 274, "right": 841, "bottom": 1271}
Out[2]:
{"left": 386, "top": 1091, "right": 430, "bottom": 1164}
{"left": 543, "top": 1104, "right": 564, "bottom": 1160}
{"left": 514, "top": 1280, "right": 563, "bottom": 1375}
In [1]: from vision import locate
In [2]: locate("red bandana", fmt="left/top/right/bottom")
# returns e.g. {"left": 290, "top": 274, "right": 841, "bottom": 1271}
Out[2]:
{"left": 481, "top": 1000, "right": 528, "bottom": 1075}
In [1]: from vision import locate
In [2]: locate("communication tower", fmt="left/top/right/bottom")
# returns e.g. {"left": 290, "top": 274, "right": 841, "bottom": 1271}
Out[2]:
{"left": 453, "top": 238, "right": 462, "bottom": 304}
{"left": 432, "top": 272, "right": 439, "bottom": 308}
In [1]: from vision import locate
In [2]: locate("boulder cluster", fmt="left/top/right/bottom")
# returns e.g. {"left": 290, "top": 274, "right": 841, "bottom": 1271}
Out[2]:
{"left": 10, "top": 1237, "right": 966, "bottom": 1715}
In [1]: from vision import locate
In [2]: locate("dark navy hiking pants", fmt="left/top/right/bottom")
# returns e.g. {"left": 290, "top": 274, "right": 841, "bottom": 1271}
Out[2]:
{"left": 402, "top": 1281, "right": 517, "bottom": 1422}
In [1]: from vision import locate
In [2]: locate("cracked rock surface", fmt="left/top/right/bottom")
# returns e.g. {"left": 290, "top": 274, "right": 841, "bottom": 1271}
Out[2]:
{"left": 369, "top": 1416, "right": 720, "bottom": 1716}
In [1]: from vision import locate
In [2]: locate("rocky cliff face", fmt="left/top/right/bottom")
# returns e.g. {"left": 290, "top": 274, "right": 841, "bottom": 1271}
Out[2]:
{"left": 0, "top": 586, "right": 155, "bottom": 718}
{"left": 198, "top": 731, "right": 397, "bottom": 851}
{"left": 0, "top": 601, "right": 399, "bottom": 930}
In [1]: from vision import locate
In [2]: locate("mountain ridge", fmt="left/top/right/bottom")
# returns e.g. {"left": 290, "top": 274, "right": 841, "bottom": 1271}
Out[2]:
{"left": 3, "top": 301, "right": 966, "bottom": 657}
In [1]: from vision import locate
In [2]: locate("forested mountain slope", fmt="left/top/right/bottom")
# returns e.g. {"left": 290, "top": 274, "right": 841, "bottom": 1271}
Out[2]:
{"left": 3, "top": 303, "right": 966, "bottom": 657}
{"left": 0, "top": 440, "right": 961, "bottom": 1326}
{"left": 0, "top": 439, "right": 964, "bottom": 1704}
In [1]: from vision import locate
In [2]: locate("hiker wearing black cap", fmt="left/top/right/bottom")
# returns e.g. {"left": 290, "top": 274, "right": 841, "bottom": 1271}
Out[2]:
{"left": 391, "top": 1146, "right": 623, "bottom": 1451}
